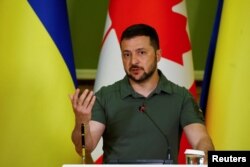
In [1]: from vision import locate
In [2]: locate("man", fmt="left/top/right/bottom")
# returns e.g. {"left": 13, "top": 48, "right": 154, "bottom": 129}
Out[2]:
{"left": 70, "top": 24, "right": 214, "bottom": 164}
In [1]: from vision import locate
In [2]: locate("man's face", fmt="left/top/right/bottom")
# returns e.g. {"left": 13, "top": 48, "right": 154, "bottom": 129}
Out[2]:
{"left": 120, "top": 36, "right": 161, "bottom": 83}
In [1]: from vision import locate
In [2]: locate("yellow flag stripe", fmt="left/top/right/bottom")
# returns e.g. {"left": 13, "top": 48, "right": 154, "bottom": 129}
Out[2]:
{"left": 0, "top": 1, "right": 81, "bottom": 166}
{"left": 206, "top": 0, "right": 250, "bottom": 150}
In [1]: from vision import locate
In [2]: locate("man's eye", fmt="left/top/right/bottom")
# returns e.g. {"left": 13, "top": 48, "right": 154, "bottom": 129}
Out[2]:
{"left": 139, "top": 51, "right": 145, "bottom": 55}
{"left": 123, "top": 53, "right": 130, "bottom": 57}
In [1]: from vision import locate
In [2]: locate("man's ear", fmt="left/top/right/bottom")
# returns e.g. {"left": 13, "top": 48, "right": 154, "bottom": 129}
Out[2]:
{"left": 156, "top": 49, "right": 162, "bottom": 62}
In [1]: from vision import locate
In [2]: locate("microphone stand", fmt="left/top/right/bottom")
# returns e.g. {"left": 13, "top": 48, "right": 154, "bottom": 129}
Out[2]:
{"left": 143, "top": 111, "right": 173, "bottom": 164}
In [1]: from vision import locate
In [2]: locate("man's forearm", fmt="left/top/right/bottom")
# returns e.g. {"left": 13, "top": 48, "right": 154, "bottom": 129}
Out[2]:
{"left": 72, "top": 123, "right": 83, "bottom": 156}
{"left": 72, "top": 121, "right": 95, "bottom": 156}
{"left": 82, "top": 123, "right": 95, "bottom": 153}
{"left": 196, "top": 136, "right": 215, "bottom": 163}
{"left": 196, "top": 135, "right": 214, "bottom": 151}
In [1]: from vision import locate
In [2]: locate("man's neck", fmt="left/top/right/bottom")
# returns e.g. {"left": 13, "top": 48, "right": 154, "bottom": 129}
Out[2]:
{"left": 130, "top": 71, "right": 159, "bottom": 97}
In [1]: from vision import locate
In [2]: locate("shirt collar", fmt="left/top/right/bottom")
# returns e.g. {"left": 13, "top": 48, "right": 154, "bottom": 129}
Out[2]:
{"left": 154, "top": 70, "right": 173, "bottom": 95}
{"left": 120, "top": 70, "right": 173, "bottom": 99}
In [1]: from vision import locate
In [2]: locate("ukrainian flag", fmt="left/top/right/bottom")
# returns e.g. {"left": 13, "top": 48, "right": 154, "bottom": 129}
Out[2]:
{"left": 0, "top": 0, "right": 81, "bottom": 166}
{"left": 205, "top": 0, "right": 250, "bottom": 150}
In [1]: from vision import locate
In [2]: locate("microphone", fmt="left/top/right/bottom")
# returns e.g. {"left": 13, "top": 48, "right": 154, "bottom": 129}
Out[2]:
{"left": 139, "top": 104, "right": 173, "bottom": 164}
{"left": 138, "top": 104, "right": 146, "bottom": 112}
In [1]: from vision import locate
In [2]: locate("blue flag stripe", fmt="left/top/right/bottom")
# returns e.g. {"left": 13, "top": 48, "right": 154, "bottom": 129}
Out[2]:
{"left": 28, "top": 0, "right": 78, "bottom": 86}
{"left": 199, "top": 0, "right": 224, "bottom": 115}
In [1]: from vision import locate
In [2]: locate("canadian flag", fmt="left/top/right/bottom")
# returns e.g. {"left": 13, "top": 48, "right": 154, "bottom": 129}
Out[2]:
{"left": 93, "top": 0, "right": 197, "bottom": 164}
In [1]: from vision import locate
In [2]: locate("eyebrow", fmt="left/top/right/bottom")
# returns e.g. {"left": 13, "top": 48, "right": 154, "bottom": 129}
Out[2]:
{"left": 122, "top": 47, "right": 147, "bottom": 53}
{"left": 136, "top": 48, "right": 146, "bottom": 51}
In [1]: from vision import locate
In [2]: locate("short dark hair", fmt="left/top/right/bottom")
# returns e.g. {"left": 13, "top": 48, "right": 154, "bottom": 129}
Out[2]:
{"left": 120, "top": 24, "right": 160, "bottom": 50}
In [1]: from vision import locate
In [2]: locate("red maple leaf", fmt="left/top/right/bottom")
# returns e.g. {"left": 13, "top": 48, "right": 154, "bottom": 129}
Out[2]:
{"left": 108, "top": 0, "right": 191, "bottom": 65}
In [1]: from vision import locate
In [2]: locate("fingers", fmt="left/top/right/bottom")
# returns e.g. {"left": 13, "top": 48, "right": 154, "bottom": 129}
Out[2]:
{"left": 82, "top": 90, "right": 94, "bottom": 110}
{"left": 72, "top": 88, "right": 80, "bottom": 108}
{"left": 78, "top": 89, "right": 90, "bottom": 106}
{"left": 88, "top": 95, "right": 96, "bottom": 110}
{"left": 71, "top": 89, "right": 96, "bottom": 113}
{"left": 69, "top": 94, "right": 73, "bottom": 101}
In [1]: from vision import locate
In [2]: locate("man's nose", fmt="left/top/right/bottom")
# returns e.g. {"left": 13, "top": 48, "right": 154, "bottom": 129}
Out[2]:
{"left": 131, "top": 53, "right": 139, "bottom": 65}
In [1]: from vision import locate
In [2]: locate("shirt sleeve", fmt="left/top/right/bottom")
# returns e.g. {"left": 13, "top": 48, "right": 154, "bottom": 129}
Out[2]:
{"left": 91, "top": 89, "right": 107, "bottom": 125}
{"left": 180, "top": 90, "right": 205, "bottom": 128}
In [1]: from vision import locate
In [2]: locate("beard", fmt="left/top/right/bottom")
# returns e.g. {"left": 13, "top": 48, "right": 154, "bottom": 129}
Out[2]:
{"left": 126, "top": 57, "right": 158, "bottom": 83}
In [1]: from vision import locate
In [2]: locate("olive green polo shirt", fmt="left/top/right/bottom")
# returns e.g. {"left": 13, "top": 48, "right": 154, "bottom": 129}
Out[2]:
{"left": 92, "top": 70, "right": 204, "bottom": 164}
